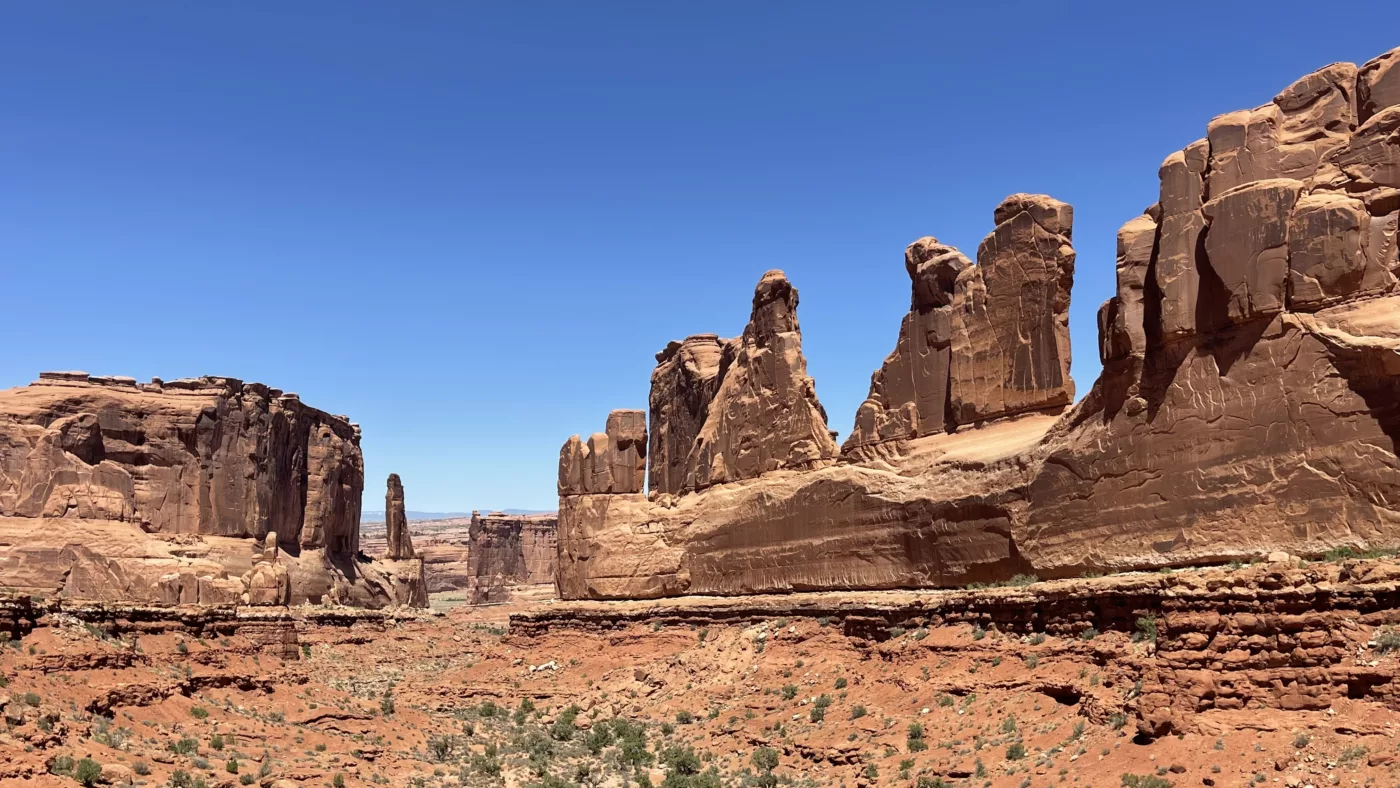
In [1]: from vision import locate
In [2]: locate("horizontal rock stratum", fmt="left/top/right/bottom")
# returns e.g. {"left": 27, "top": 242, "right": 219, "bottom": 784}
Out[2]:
{"left": 557, "top": 46, "right": 1400, "bottom": 600}
{"left": 0, "top": 373, "right": 425, "bottom": 608}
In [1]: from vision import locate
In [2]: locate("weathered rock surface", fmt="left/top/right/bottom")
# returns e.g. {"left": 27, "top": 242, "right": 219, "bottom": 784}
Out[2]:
{"left": 465, "top": 510, "right": 558, "bottom": 604}
{"left": 844, "top": 238, "right": 968, "bottom": 450}
{"left": 558, "top": 409, "right": 647, "bottom": 495}
{"left": 948, "top": 195, "right": 1076, "bottom": 425}
{"left": 648, "top": 335, "right": 726, "bottom": 495}
{"left": 555, "top": 47, "right": 1400, "bottom": 600}
{"left": 383, "top": 473, "right": 415, "bottom": 560}
{"left": 0, "top": 374, "right": 425, "bottom": 608}
{"left": 682, "top": 270, "right": 839, "bottom": 489}
{"left": 361, "top": 512, "right": 559, "bottom": 598}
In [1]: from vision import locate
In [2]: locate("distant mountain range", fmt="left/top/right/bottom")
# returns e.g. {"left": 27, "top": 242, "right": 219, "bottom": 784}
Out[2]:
{"left": 361, "top": 509, "right": 552, "bottom": 523}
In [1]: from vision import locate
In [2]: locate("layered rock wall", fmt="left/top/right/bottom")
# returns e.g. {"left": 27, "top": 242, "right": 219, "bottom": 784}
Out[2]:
{"left": 0, "top": 373, "right": 425, "bottom": 608}
{"left": 465, "top": 511, "right": 558, "bottom": 603}
{"left": 555, "top": 46, "right": 1400, "bottom": 600}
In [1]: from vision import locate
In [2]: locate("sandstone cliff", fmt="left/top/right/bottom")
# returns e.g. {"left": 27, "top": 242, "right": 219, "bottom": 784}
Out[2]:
{"left": 465, "top": 510, "right": 559, "bottom": 603}
{"left": 361, "top": 511, "right": 559, "bottom": 597}
{"left": 0, "top": 373, "right": 425, "bottom": 608}
{"left": 556, "top": 46, "right": 1400, "bottom": 600}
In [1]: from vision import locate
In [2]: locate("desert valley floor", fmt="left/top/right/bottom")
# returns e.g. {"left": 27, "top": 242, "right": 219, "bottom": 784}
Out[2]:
{"left": 7, "top": 557, "right": 1400, "bottom": 788}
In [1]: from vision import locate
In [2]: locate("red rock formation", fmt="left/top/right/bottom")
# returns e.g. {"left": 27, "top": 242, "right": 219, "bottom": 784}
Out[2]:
{"left": 465, "top": 511, "right": 558, "bottom": 603}
{"left": 948, "top": 195, "right": 1076, "bottom": 425}
{"left": 362, "top": 512, "right": 558, "bottom": 596}
{"left": 0, "top": 374, "right": 425, "bottom": 608}
{"left": 846, "top": 197, "right": 1075, "bottom": 451}
{"left": 845, "top": 238, "right": 968, "bottom": 450}
{"left": 558, "top": 410, "right": 647, "bottom": 495}
{"left": 1027, "top": 47, "right": 1400, "bottom": 577}
{"left": 384, "top": 473, "right": 415, "bottom": 560}
{"left": 648, "top": 335, "right": 726, "bottom": 495}
{"left": 681, "top": 270, "right": 839, "bottom": 490}
{"left": 555, "top": 46, "right": 1400, "bottom": 600}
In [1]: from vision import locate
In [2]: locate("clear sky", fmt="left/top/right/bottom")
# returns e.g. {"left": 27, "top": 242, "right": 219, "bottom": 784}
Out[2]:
{"left": 3, "top": 4, "right": 1397, "bottom": 512}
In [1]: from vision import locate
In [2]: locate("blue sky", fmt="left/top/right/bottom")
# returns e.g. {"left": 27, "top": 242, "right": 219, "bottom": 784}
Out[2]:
{"left": 3, "top": 4, "right": 1396, "bottom": 511}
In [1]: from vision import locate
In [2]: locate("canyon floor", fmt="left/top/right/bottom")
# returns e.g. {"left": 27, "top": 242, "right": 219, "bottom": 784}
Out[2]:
{"left": 6, "top": 560, "right": 1400, "bottom": 788}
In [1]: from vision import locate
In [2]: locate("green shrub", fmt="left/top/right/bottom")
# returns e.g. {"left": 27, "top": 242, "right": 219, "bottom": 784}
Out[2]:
{"left": 1120, "top": 775, "right": 1172, "bottom": 788}
{"left": 1080, "top": 627, "right": 1099, "bottom": 641}
{"left": 190, "top": 706, "right": 209, "bottom": 719}
{"left": 49, "top": 755, "right": 75, "bottom": 776}
{"left": 752, "top": 747, "right": 779, "bottom": 788}
{"left": 780, "top": 684, "right": 797, "bottom": 701}
{"left": 428, "top": 734, "right": 456, "bottom": 761}
{"left": 1135, "top": 615, "right": 1158, "bottom": 644}
{"left": 834, "top": 677, "right": 847, "bottom": 689}
{"left": 1376, "top": 627, "right": 1400, "bottom": 654}
{"left": 850, "top": 704, "right": 866, "bottom": 719}
{"left": 809, "top": 694, "right": 832, "bottom": 723}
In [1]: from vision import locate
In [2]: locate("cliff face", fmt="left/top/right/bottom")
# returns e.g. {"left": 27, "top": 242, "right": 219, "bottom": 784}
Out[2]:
{"left": 0, "top": 373, "right": 425, "bottom": 608}
{"left": 556, "top": 47, "right": 1400, "bottom": 600}
{"left": 465, "top": 511, "right": 558, "bottom": 603}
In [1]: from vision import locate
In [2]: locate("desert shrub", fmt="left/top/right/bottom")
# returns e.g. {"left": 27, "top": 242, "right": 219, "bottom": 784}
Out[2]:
{"left": 1120, "top": 776, "right": 1172, "bottom": 788}
{"left": 780, "top": 684, "right": 797, "bottom": 701}
{"left": 551, "top": 705, "right": 581, "bottom": 740}
{"left": 49, "top": 755, "right": 75, "bottom": 776}
{"left": 1006, "top": 742, "right": 1027, "bottom": 760}
{"left": 427, "top": 734, "right": 455, "bottom": 761}
{"left": 1376, "top": 627, "right": 1400, "bottom": 654}
{"left": 1135, "top": 615, "right": 1158, "bottom": 643}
